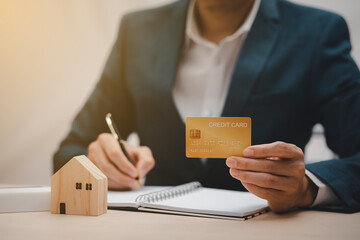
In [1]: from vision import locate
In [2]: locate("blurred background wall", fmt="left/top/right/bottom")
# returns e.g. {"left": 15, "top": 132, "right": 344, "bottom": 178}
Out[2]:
{"left": 0, "top": 0, "right": 359, "bottom": 185}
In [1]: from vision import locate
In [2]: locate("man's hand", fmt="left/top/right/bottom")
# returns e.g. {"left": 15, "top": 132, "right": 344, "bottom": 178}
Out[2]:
{"left": 226, "top": 141, "right": 318, "bottom": 212}
{"left": 88, "top": 133, "right": 155, "bottom": 190}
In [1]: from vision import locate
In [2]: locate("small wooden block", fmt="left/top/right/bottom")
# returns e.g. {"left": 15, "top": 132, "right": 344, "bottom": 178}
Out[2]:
{"left": 51, "top": 155, "right": 108, "bottom": 216}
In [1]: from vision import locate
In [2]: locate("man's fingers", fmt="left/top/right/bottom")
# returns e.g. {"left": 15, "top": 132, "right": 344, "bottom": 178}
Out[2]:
{"left": 107, "top": 173, "right": 140, "bottom": 190}
{"left": 88, "top": 141, "right": 139, "bottom": 190}
{"left": 134, "top": 146, "right": 155, "bottom": 179}
{"left": 226, "top": 157, "right": 295, "bottom": 177}
{"left": 97, "top": 133, "right": 138, "bottom": 178}
{"left": 89, "top": 133, "right": 156, "bottom": 185}
{"left": 122, "top": 141, "right": 155, "bottom": 179}
{"left": 107, "top": 172, "right": 140, "bottom": 190}
{"left": 103, "top": 162, "right": 139, "bottom": 190}
{"left": 243, "top": 141, "right": 304, "bottom": 159}
{"left": 227, "top": 141, "right": 310, "bottom": 212}
{"left": 229, "top": 169, "right": 293, "bottom": 191}
{"left": 242, "top": 182, "right": 281, "bottom": 201}
{"left": 88, "top": 141, "right": 138, "bottom": 189}
{"left": 242, "top": 183, "right": 293, "bottom": 212}
{"left": 103, "top": 162, "right": 140, "bottom": 190}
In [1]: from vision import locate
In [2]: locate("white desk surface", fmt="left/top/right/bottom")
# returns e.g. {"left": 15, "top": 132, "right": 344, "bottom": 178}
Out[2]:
{"left": 0, "top": 209, "right": 359, "bottom": 240}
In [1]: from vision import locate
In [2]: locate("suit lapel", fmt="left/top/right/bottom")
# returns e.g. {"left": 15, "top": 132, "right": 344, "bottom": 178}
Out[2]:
{"left": 222, "top": 0, "right": 281, "bottom": 117}
{"left": 151, "top": 0, "right": 205, "bottom": 171}
{"left": 152, "top": 0, "right": 189, "bottom": 96}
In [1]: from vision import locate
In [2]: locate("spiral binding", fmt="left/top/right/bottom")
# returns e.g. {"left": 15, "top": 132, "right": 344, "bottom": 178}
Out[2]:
{"left": 135, "top": 181, "right": 202, "bottom": 203}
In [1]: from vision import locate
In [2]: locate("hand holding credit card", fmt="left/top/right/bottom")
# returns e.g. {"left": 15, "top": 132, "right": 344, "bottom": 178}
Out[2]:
{"left": 186, "top": 117, "right": 251, "bottom": 158}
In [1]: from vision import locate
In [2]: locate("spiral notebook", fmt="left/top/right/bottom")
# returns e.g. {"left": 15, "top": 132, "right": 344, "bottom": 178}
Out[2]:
{"left": 108, "top": 182, "right": 269, "bottom": 220}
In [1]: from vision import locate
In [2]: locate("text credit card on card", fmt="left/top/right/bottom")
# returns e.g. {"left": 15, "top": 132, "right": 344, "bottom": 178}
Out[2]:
{"left": 186, "top": 117, "right": 251, "bottom": 158}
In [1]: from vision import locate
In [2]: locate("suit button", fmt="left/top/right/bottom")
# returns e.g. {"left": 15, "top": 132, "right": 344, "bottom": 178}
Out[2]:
{"left": 353, "top": 190, "right": 360, "bottom": 202}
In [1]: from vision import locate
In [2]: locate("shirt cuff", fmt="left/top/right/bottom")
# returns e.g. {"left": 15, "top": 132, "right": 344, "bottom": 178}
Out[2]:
{"left": 305, "top": 169, "right": 341, "bottom": 206}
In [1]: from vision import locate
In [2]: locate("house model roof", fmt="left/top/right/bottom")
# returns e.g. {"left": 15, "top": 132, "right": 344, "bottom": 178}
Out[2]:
{"left": 54, "top": 155, "right": 106, "bottom": 180}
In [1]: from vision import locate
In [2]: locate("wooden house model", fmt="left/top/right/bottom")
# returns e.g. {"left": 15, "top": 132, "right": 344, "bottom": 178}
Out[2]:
{"left": 51, "top": 155, "right": 107, "bottom": 216}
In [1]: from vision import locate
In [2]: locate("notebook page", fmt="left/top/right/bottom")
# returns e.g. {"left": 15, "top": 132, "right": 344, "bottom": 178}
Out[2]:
{"left": 108, "top": 186, "right": 165, "bottom": 208}
{"left": 141, "top": 187, "right": 268, "bottom": 217}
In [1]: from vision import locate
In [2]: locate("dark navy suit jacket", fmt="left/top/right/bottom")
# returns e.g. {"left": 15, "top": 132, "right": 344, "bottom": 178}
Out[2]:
{"left": 54, "top": 0, "right": 360, "bottom": 212}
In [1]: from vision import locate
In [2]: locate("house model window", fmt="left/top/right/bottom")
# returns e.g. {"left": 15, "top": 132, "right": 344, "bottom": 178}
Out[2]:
{"left": 75, "top": 182, "right": 82, "bottom": 190}
{"left": 86, "top": 183, "right": 92, "bottom": 191}
{"left": 75, "top": 182, "right": 92, "bottom": 190}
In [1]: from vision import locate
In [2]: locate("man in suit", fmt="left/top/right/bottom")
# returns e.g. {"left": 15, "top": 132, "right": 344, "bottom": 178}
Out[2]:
{"left": 54, "top": 0, "right": 360, "bottom": 213}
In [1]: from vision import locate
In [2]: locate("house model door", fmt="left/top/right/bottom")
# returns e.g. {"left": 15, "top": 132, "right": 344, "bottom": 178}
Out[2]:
{"left": 60, "top": 203, "right": 66, "bottom": 214}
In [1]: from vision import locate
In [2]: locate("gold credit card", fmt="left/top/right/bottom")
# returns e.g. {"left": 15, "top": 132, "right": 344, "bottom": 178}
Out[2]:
{"left": 186, "top": 117, "right": 251, "bottom": 158}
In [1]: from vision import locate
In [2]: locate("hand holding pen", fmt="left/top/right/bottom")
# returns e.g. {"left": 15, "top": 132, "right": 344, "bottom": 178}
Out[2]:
{"left": 86, "top": 113, "right": 155, "bottom": 190}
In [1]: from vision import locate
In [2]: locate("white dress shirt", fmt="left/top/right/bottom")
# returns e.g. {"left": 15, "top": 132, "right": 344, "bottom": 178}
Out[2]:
{"left": 172, "top": 0, "right": 260, "bottom": 121}
{"left": 172, "top": 0, "right": 339, "bottom": 207}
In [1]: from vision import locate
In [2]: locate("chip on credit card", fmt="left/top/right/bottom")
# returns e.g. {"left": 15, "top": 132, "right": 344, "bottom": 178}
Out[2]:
{"left": 186, "top": 117, "right": 251, "bottom": 158}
